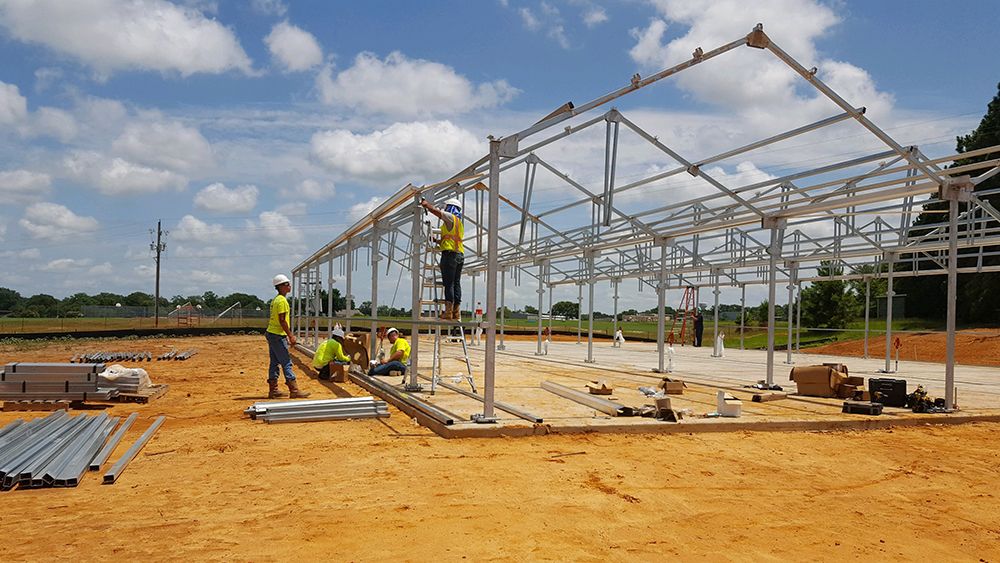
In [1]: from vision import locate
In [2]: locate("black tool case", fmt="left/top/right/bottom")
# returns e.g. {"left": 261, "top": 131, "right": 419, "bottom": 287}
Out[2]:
{"left": 842, "top": 400, "right": 883, "bottom": 415}
{"left": 868, "top": 378, "right": 907, "bottom": 407}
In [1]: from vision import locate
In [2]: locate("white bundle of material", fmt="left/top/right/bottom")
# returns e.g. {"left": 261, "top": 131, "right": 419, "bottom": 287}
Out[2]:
{"left": 98, "top": 364, "right": 152, "bottom": 393}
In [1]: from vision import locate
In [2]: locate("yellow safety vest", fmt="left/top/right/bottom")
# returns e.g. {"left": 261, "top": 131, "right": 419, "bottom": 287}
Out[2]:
{"left": 439, "top": 213, "right": 464, "bottom": 254}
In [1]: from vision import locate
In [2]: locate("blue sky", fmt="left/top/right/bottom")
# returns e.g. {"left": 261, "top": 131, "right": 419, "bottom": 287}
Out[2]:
{"left": 1, "top": 0, "right": 998, "bottom": 312}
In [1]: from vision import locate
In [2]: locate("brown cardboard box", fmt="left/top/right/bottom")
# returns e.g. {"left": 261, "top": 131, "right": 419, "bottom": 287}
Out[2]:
{"left": 853, "top": 389, "right": 871, "bottom": 401}
{"left": 660, "top": 378, "right": 685, "bottom": 395}
{"left": 329, "top": 363, "right": 348, "bottom": 383}
{"left": 837, "top": 383, "right": 858, "bottom": 399}
{"left": 845, "top": 376, "right": 865, "bottom": 386}
{"left": 823, "top": 363, "right": 850, "bottom": 376}
{"left": 790, "top": 365, "right": 846, "bottom": 398}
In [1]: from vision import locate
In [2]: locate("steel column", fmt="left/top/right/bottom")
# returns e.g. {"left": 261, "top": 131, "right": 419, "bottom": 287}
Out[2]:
{"left": 786, "top": 262, "right": 797, "bottom": 364}
{"left": 407, "top": 196, "right": 422, "bottom": 390}
{"left": 327, "top": 255, "right": 334, "bottom": 336}
{"left": 612, "top": 279, "right": 619, "bottom": 345}
{"left": 712, "top": 269, "right": 721, "bottom": 357}
{"left": 345, "top": 246, "right": 353, "bottom": 333}
{"left": 370, "top": 227, "right": 380, "bottom": 354}
{"left": 765, "top": 225, "right": 784, "bottom": 386}
{"left": 478, "top": 138, "right": 501, "bottom": 423}
{"left": 739, "top": 283, "right": 746, "bottom": 351}
{"left": 863, "top": 276, "right": 870, "bottom": 358}
{"left": 585, "top": 253, "right": 596, "bottom": 363}
{"left": 576, "top": 283, "right": 583, "bottom": 344}
{"left": 884, "top": 253, "right": 895, "bottom": 373}
{"left": 656, "top": 239, "right": 668, "bottom": 372}
{"left": 945, "top": 198, "right": 958, "bottom": 409}
{"left": 535, "top": 261, "right": 545, "bottom": 355}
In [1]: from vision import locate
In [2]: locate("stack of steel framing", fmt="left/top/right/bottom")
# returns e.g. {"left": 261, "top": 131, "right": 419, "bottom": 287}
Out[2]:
{"left": 0, "top": 363, "right": 119, "bottom": 401}
{"left": 73, "top": 352, "right": 152, "bottom": 363}
{"left": 0, "top": 411, "right": 119, "bottom": 490}
{"left": 244, "top": 397, "right": 389, "bottom": 423}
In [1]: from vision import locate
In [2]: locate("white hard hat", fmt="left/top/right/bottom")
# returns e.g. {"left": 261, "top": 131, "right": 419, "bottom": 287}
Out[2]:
{"left": 272, "top": 274, "right": 290, "bottom": 286}
{"left": 332, "top": 327, "right": 345, "bottom": 338}
{"left": 444, "top": 198, "right": 461, "bottom": 211}
{"left": 386, "top": 327, "right": 399, "bottom": 336}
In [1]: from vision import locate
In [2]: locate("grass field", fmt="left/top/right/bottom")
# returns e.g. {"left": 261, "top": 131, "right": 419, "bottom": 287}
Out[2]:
{"left": 0, "top": 314, "right": 944, "bottom": 350}
{"left": 0, "top": 316, "right": 267, "bottom": 334}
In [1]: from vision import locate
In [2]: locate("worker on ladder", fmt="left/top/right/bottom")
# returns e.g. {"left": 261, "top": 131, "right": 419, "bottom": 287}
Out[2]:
{"left": 420, "top": 197, "right": 464, "bottom": 322}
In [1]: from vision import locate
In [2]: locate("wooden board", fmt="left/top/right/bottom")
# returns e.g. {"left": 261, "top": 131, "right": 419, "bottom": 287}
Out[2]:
{"left": 113, "top": 384, "right": 170, "bottom": 404}
{"left": 2, "top": 400, "right": 72, "bottom": 412}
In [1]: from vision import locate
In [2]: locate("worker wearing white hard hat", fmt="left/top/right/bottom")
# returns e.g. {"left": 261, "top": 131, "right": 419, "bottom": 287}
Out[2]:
{"left": 313, "top": 326, "right": 351, "bottom": 380}
{"left": 369, "top": 327, "right": 410, "bottom": 377}
{"left": 420, "top": 196, "right": 465, "bottom": 322}
{"left": 265, "top": 273, "right": 310, "bottom": 399}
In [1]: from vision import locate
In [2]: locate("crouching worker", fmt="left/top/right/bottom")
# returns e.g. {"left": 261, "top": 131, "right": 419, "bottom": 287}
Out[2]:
{"left": 368, "top": 327, "right": 409, "bottom": 376}
{"left": 314, "top": 327, "right": 351, "bottom": 381}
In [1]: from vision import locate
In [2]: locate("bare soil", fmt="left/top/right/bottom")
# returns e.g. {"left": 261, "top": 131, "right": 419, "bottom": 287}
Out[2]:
{"left": 1, "top": 335, "right": 998, "bottom": 561}
{"left": 805, "top": 329, "right": 1000, "bottom": 367}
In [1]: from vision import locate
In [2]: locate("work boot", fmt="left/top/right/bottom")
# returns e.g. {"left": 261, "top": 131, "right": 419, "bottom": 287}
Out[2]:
{"left": 441, "top": 302, "right": 453, "bottom": 320}
{"left": 452, "top": 303, "right": 461, "bottom": 322}
{"left": 286, "top": 379, "right": 311, "bottom": 399}
{"left": 268, "top": 380, "right": 287, "bottom": 399}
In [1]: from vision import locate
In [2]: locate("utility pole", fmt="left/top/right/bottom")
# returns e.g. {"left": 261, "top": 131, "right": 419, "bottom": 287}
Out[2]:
{"left": 150, "top": 220, "right": 167, "bottom": 327}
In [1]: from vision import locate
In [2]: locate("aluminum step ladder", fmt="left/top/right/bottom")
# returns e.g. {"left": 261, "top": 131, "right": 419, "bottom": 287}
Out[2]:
{"left": 418, "top": 214, "right": 475, "bottom": 395}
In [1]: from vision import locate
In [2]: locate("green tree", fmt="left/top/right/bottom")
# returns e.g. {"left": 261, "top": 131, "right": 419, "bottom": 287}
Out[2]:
{"left": 18, "top": 294, "right": 60, "bottom": 317}
{"left": 898, "top": 82, "right": 1000, "bottom": 322}
{"left": 800, "top": 262, "right": 858, "bottom": 329}
{"left": 0, "top": 287, "right": 22, "bottom": 311}
{"left": 551, "top": 300, "right": 579, "bottom": 319}
{"left": 201, "top": 291, "right": 220, "bottom": 309}
{"left": 524, "top": 305, "right": 538, "bottom": 314}
{"left": 124, "top": 291, "right": 154, "bottom": 307}
{"left": 92, "top": 292, "right": 126, "bottom": 306}
{"left": 58, "top": 292, "right": 95, "bottom": 316}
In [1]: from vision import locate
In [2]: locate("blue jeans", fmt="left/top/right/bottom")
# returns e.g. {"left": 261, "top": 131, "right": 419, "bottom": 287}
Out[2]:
{"left": 266, "top": 332, "right": 296, "bottom": 382}
{"left": 440, "top": 250, "right": 464, "bottom": 305}
{"left": 369, "top": 360, "right": 407, "bottom": 376}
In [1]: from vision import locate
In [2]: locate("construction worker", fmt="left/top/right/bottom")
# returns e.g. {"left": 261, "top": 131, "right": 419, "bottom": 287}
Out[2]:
{"left": 694, "top": 311, "right": 704, "bottom": 347}
{"left": 614, "top": 328, "right": 625, "bottom": 348}
{"left": 313, "top": 327, "right": 350, "bottom": 380}
{"left": 368, "top": 327, "right": 409, "bottom": 376}
{"left": 266, "top": 274, "right": 310, "bottom": 398}
{"left": 420, "top": 197, "right": 464, "bottom": 321}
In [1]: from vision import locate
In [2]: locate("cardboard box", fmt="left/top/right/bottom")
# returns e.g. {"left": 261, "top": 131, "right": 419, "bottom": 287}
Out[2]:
{"left": 845, "top": 376, "right": 865, "bottom": 386}
{"left": 822, "top": 362, "right": 850, "bottom": 376}
{"left": 329, "top": 363, "right": 348, "bottom": 383}
{"left": 660, "top": 378, "right": 685, "bottom": 395}
{"left": 717, "top": 391, "right": 742, "bottom": 417}
{"left": 853, "top": 389, "right": 871, "bottom": 401}
{"left": 836, "top": 384, "right": 858, "bottom": 399}
{"left": 790, "top": 365, "right": 846, "bottom": 398}
{"left": 752, "top": 391, "right": 787, "bottom": 402}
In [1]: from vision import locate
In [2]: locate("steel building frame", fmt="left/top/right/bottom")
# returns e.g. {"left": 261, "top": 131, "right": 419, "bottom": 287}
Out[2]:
{"left": 293, "top": 24, "right": 1000, "bottom": 421}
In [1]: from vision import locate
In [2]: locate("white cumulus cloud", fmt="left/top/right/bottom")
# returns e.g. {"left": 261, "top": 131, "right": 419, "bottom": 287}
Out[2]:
{"left": 111, "top": 119, "right": 214, "bottom": 174}
{"left": 19, "top": 202, "right": 99, "bottom": 239}
{"left": 172, "top": 214, "right": 237, "bottom": 243}
{"left": 254, "top": 210, "right": 304, "bottom": 247}
{"left": 279, "top": 178, "right": 335, "bottom": 200}
{"left": 40, "top": 258, "right": 93, "bottom": 272}
{"left": 30, "top": 107, "right": 79, "bottom": 141}
{"left": 0, "top": 80, "right": 28, "bottom": 124}
{"left": 0, "top": 170, "right": 52, "bottom": 203}
{"left": 65, "top": 151, "right": 188, "bottom": 195}
{"left": 349, "top": 196, "right": 384, "bottom": 222}
{"left": 194, "top": 182, "right": 259, "bottom": 213}
{"left": 583, "top": 7, "right": 608, "bottom": 27}
{"left": 0, "top": 0, "right": 253, "bottom": 77}
{"left": 310, "top": 120, "right": 482, "bottom": 183}
{"left": 265, "top": 21, "right": 323, "bottom": 72}
{"left": 316, "top": 52, "right": 518, "bottom": 118}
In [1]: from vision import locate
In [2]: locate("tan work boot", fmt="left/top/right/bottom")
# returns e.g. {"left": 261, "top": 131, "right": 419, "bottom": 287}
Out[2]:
{"left": 441, "top": 302, "right": 453, "bottom": 320}
{"left": 286, "top": 379, "right": 311, "bottom": 398}
{"left": 452, "top": 303, "right": 461, "bottom": 322}
{"left": 268, "top": 380, "right": 287, "bottom": 399}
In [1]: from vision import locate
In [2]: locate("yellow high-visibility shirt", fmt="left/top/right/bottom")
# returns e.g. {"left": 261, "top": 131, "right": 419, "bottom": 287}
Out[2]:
{"left": 438, "top": 212, "right": 464, "bottom": 253}
{"left": 267, "top": 294, "right": 289, "bottom": 336}
{"left": 390, "top": 337, "right": 411, "bottom": 364}
{"left": 313, "top": 339, "right": 350, "bottom": 368}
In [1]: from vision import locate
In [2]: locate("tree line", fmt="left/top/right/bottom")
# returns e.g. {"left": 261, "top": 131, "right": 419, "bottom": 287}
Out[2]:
{"left": 0, "top": 288, "right": 271, "bottom": 318}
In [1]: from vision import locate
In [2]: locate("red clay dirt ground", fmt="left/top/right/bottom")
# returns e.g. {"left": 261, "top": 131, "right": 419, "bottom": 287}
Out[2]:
{"left": 0, "top": 334, "right": 998, "bottom": 561}
{"left": 805, "top": 328, "right": 1000, "bottom": 367}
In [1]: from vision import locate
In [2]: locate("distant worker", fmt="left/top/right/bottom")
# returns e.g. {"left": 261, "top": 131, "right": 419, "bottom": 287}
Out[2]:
{"left": 420, "top": 197, "right": 464, "bottom": 322}
{"left": 614, "top": 328, "right": 625, "bottom": 348}
{"left": 473, "top": 301, "right": 484, "bottom": 346}
{"left": 313, "top": 327, "right": 351, "bottom": 380}
{"left": 266, "top": 274, "right": 310, "bottom": 399}
{"left": 369, "top": 327, "right": 410, "bottom": 376}
{"left": 542, "top": 326, "right": 551, "bottom": 355}
{"left": 693, "top": 311, "right": 704, "bottom": 347}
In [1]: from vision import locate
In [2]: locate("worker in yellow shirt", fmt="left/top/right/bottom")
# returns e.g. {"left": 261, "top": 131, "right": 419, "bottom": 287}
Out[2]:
{"left": 368, "top": 327, "right": 409, "bottom": 376}
{"left": 313, "top": 327, "right": 351, "bottom": 380}
{"left": 420, "top": 197, "right": 464, "bottom": 321}
{"left": 265, "top": 274, "right": 310, "bottom": 399}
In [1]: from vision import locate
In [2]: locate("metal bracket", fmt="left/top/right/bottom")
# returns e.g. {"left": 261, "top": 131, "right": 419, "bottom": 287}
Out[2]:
{"left": 403, "top": 383, "right": 424, "bottom": 392}
{"left": 605, "top": 108, "right": 623, "bottom": 123}
{"left": 761, "top": 216, "right": 788, "bottom": 230}
{"left": 939, "top": 176, "right": 974, "bottom": 202}
{"left": 471, "top": 413, "right": 498, "bottom": 424}
{"left": 746, "top": 23, "right": 769, "bottom": 49}
{"left": 498, "top": 135, "right": 519, "bottom": 158}
{"left": 686, "top": 165, "right": 700, "bottom": 177}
